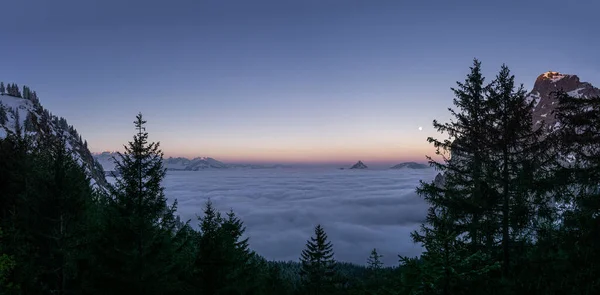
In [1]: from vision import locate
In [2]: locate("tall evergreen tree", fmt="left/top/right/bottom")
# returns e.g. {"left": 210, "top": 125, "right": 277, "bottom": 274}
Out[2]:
{"left": 31, "top": 137, "right": 95, "bottom": 294}
{"left": 23, "top": 112, "right": 35, "bottom": 133}
{"left": 549, "top": 90, "right": 600, "bottom": 293}
{"left": 366, "top": 248, "right": 383, "bottom": 270}
{"left": 13, "top": 108, "right": 22, "bottom": 137}
{"left": 410, "top": 59, "right": 502, "bottom": 294}
{"left": 0, "top": 103, "right": 7, "bottom": 125}
{"left": 0, "top": 82, "right": 5, "bottom": 95}
{"left": 88, "top": 113, "right": 184, "bottom": 295}
{"left": 484, "top": 65, "right": 553, "bottom": 287}
{"left": 299, "top": 224, "right": 336, "bottom": 295}
{"left": 193, "top": 199, "right": 224, "bottom": 295}
{"left": 193, "top": 201, "right": 258, "bottom": 295}
{"left": 0, "top": 227, "right": 16, "bottom": 294}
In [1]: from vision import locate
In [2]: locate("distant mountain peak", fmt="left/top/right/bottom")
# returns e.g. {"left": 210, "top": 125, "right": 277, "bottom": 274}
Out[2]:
{"left": 390, "top": 162, "right": 429, "bottom": 169}
{"left": 350, "top": 160, "right": 368, "bottom": 169}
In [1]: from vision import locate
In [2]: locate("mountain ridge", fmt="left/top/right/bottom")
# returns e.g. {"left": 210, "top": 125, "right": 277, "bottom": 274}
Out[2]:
{"left": 0, "top": 85, "right": 108, "bottom": 190}
{"left": 93, "top": 152, "right": 289, "bottom": 174}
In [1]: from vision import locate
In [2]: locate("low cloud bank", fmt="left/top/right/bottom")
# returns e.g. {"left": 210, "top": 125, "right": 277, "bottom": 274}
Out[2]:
{"left": 158, "top": 168, "right": 437, "bottom": 266}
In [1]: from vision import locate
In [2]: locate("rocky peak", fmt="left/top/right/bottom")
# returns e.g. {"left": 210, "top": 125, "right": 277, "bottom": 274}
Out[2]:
{"left": 528, "top": 71, "right": 600, "bottom": 130}
{"left": 350, "top": 160, "right": 368, "bottom": 169}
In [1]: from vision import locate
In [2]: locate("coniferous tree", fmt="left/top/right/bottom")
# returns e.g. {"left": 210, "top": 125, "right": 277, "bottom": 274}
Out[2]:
{"left": 31, "top": 137, "right": 95, "bottom": 294}
{"left": 220, "top": 209, "right": 257, "bottom": 293}
{"left": 23, "top": 112, "right": 35, "bottom": 133}
{"left": 88, "top": 113, "right": 185, "bottom": 295}
{"left": 0, "top": 82, "right": 5, "bottom": 95}
{"left": 549, "top": 90, "right": 600, "bottom": 293}
{"left": 366, "top": 248, "right": 383, "bottom": 270}
{"left": 483, "top": 65, "right": 553, "bottom": 288}
{"left": 299, "top": 224, "right": 337, "bottom": 295}
{"left": 409, "top": 59, "right": 502, "bottom": 294}
{"left": 0, "top": 103, "right": 7, "bottom": 125}
{"left": 193, "top": 199, "right": 224, "bottom": 295}
{"left": 14, "top": 84, "right": 20, "bottom": 97}
{"left": 192, "top": 201, "right": 258, "bottom": 295}
{"left": 0, "top": 227, "right": 16, "bottom": 294}
{"left": 14, "top": 108, "right": 22, "bottom": 136}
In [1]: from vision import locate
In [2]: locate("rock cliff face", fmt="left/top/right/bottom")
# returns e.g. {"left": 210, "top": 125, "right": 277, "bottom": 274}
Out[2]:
{"left": 528, "top": 71, "right": 600, "bottom": 130}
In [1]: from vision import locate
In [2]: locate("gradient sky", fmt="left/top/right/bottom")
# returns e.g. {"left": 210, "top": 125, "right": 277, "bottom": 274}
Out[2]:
{"left": 1, "top": 0, "right": 599, "bottom": 165}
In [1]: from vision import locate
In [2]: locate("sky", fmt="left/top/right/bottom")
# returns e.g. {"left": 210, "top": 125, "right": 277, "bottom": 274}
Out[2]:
{"left": 1, "top": 0, "right": 599, "bottom": 165}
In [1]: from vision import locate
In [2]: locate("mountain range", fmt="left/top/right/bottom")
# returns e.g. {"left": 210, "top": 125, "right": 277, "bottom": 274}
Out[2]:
{"left": 93, "top": 152, "right": 288, "bottom": 174}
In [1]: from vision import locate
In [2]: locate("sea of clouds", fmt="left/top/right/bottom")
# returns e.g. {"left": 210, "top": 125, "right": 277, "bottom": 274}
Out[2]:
{"left": 140, "top": 168, "right": 437, "bottom": 266}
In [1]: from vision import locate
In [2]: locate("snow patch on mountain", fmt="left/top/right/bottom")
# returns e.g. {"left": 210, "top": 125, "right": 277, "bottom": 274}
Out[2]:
{"left": 0, "top": 92, "right": 108, "bottom": 191}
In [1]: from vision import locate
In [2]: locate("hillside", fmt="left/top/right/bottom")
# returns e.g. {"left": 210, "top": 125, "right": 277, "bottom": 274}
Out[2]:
{"left": 0, "top": 83, "right": 108, "bottom": 190}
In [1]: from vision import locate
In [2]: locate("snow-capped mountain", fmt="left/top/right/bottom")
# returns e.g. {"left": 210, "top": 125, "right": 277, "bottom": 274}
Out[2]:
{"left": 390, "top": 162, "right": 430, "bottom": 169}
{"left": 350, "top": 161, "right": 368, "bottom": 169}
{"left": 165, "top": 157, "right": 228, "bottom": 170}
{"left": 0, "top": 85, "right": 107, "bottom": 190}
{"left": 528, "top": 71, "right": 600, "bottom": 131}
{"left": 93, "top": 152, "right": 286, "bottom": 172}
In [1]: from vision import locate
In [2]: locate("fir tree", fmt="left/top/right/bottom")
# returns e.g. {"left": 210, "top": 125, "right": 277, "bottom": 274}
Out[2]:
{"left": 299, "top": 224, "right": 337, "bottom": 295}
{"left": 193, "top": 199, "right": 226, "bottom": 294}
{"left": 221, "top": 210, "right": 255, "bottom": 291}
{"left": 0, "top": 103, "right": 7, "bottom": 125}
{"left": 14, "top": 109, "right": 22, "bottom": 136}
{"left": 14, "top": 84, "right": 21, "bottom": 97}
{"left": 366, "top": 248, "right": 383, "bottom": 270}
{"left": 0, "top": 227, "right": 16, "bottom": 293}
{"left": 23, "top": 112, "right": 35, "bottom": 133}
{"left": 0, "top": 82, "right": 5, "bottom": 95}
{"left": 31, "top": 137, "right": 95, "bottom": 294}
{"left": 484, "top": 65, "right": 552, "bottom": 284}
{"left": 411, "top": 59, "right": 502, "bottom": 294}
{"left": 549, "top": 90, "right": 600, "bottom": 293}
{"left": 89, "top": 113, "right": 184, "bottom": 294}
{"left": 193, "top": 201, "right": 258, "bottom": 294}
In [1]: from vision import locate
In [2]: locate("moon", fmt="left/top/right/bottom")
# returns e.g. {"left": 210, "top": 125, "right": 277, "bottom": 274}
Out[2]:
{"left": 418, "top": 126, "right": 423, "bottom": 131}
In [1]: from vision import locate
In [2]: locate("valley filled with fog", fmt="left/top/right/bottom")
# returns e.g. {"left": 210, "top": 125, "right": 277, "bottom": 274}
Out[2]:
{"left": 110, "top": 168, "right": 437, "bottom": 265}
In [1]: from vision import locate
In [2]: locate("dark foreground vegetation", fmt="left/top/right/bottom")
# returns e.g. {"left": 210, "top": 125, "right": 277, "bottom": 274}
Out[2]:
{"left": 1, "top": 59, "right": 599, "bottom": 294}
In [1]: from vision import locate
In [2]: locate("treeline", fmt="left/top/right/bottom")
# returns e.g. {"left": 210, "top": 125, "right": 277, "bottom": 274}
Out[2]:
{"left": 0, "top": 82, "right": 39, "bottom": 105}
{"left": 1, "top": 59, "right": 600, "bottom": 295}
{"left": 0, "top": 113, "right": 392, "bottom": 295}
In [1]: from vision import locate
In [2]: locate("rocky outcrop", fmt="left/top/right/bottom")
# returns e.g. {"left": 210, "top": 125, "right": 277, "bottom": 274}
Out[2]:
{"left": 528, "top": 71, "right": 600, "bottom": 130}
{"left": 350, "top": 161, "right": 368, "bottom": 169}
